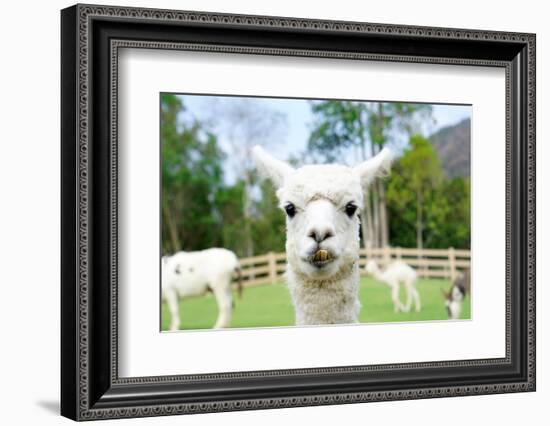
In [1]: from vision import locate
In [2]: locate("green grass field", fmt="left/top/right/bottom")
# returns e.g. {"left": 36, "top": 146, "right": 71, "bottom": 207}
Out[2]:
{"left": 161, "top": 277, "right": 471, "bottom": 331}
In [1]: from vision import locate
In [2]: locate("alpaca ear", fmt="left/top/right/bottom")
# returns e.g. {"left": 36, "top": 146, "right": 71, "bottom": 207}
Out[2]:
{"left": 252, "top": 145, "right": 294, "bottom": 189}
{"left": 353, "top": 147, "right": 394, "bottom": 190}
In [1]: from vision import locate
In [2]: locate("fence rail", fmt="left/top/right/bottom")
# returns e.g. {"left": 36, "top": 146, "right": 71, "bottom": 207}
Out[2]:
{"left": 236, "top": 247, "right": 470, "bottom": 288}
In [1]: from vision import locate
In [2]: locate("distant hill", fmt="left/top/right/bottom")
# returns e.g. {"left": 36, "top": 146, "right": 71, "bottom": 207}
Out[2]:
{"left": 430, "top": 118, "right": 471, "bottom": 179}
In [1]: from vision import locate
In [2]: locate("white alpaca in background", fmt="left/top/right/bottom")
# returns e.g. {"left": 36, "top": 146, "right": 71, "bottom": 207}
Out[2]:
{"left": 252, "top": 145, "right": 393, "bottom": 325}
{"left": 365, "top": 259, "right": 421, "bottom": 313}
{"left": 162, "top": 248, "right": 242, "bottom": 330}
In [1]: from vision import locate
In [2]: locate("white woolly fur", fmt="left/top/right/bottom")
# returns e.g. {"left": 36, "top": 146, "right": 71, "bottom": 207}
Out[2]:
{"left": 162, "top": 248, "right": 240, "bottom": 330}
{"left": 365, "top": 259, "right": 421, "bottom": 313}
{"left": 253, "top": 145, "right": 393, "bottom": 325}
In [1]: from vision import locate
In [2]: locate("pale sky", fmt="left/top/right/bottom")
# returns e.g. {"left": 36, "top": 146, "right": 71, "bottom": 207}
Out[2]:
{"left": 177, "top": 94, "right": 471, "bottom": 184}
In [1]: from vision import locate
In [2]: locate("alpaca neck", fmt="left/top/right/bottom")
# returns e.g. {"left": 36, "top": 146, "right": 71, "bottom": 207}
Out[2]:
{"left": 371, "top": 265, "right": 385, "bottom": 282}
{"left": 286, "top": 261, "right": 360, "bottom": 326}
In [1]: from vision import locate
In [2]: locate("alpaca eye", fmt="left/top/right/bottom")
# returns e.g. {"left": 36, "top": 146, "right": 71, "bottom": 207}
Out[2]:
{"left": 284, "top": 203, "right": 296, "bottom": 218}
{"left": 345, "top": 202, "right": 358, "bottom": 217}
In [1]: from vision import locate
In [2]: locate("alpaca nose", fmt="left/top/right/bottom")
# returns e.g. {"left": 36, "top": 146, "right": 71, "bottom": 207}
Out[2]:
{"left": 307, "top": 226, "right": 335, "bottom": 243}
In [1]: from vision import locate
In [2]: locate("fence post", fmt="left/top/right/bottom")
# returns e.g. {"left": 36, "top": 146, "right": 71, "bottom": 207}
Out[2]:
{"left": 268, "top": 251, "right": 277, "bottom": 284}
{"left": 396, "top": 246, "right": 402, "bottom": 260}
{"left": 448, "top": 247, "right": 456, "bottom": 282}
{"left": 418, "top": 247, "right": 425, "bottom": 278}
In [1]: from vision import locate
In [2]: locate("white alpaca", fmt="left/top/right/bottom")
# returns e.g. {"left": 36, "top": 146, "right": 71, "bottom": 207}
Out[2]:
{"left": 162, "top": 248, "right": 242, "bottom": 330}
{"left": 252, "top": 145, "right": 393, "bottom": 325}
{"left": 365, "top": 259, "right": 421, "bottom": 313}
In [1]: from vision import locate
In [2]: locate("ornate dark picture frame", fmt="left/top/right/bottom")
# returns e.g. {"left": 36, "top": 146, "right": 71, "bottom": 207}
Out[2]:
{"left": 61, "top": 3, "right": 536, "bottom": 421}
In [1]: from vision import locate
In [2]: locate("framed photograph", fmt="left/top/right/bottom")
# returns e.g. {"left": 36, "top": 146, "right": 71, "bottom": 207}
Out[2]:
{"left": 61, "top": 3, "right": 536, "bottom": 421}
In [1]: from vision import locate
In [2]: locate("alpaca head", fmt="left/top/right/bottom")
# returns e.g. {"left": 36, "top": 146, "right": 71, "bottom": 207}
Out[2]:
{"left": 252, "top": 146, "right": 393, "bottom": 281}
{"left": 365, "top": 259, "right": 379, "bottom": 276}
{"left": 162, "top": 253, "right": 195, "bottom": 286}
{"left": 444, "top": 285, "right": 465, "bottom": 319}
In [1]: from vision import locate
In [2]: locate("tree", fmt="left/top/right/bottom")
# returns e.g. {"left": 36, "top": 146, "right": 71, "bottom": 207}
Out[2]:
{"left": 160, "top": 94, "right": 226, "bottom": 254}
{"left": 160, "top": 95, "right": 469, "bottom": 260}
{"left": 204, "top": 98, "right": 286, "bottom": 257}
{"left": 251, "top": 179, "right": 287, "bottom": 254}
{"left": 386, "top": 134, "right": 443, "bottom": 251}
{"left": 425, "top": 177, "right": 470, "bottom": 249}
{"left": 308, "top": 101, "right": 432, "bottom": 248}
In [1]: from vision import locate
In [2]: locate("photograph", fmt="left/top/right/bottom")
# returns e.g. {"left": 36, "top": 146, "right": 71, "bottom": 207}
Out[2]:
{"left": 58, "top": 3, "right": 535, "bottom": 420}
{"left": 160, "top": 94, "right": 472, "bottom": 331}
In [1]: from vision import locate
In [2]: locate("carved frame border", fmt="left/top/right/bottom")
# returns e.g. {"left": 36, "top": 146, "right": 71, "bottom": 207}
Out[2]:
{"left": 61, "top": 3, "right": 536, "bottom": 421}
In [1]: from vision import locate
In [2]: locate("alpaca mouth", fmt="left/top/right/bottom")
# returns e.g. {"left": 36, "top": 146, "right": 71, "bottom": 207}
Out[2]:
{"left": 309, "top": 249, "right": 335, "bottom": 268}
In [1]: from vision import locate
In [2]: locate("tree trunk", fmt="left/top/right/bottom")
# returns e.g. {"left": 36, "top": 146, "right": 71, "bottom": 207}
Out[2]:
{"left": 242, "top": 171, "right": 254, "bottom": 258}
{"left": 378, "top": 179, "right": 389, "bottom": 248}
{"left": 416, "top": 188, "right": 423, "bottom": 252}
{"left": 362, "top": 190, "right": 374, "bottom": 248}
{"left": 162, "top": 197, "right": 180, "bottom": 254}
{"left": 358, "top": 130, "right": 372, "bottom": 249}
{"left": 369, "top": 143, "right": 381, "bottom": 248}
{"left": 372, "top": 187, "right": 380, "bottom": 248}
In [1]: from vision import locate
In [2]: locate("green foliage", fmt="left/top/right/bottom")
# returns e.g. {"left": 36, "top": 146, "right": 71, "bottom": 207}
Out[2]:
{"left": 215, "top": 182, "right": 247, "bottom": 255}
{"left": 308, "top": 101, "right": 369, "bottom": 161}
{"left": 399, "top": 134, "right": 443, "bottom": 192}
{"left": 251, "top": 180, "right": 287, "bottom": 254}
{"left": 161, "top": 94, "right": 287, "bottom": 257}
{"left": 161, "top": 94, "right": 226, "bottom": 254}
{"left": 308, "top": 101, "right": 434, "bottom": 249}
{"left": 161, "top": 96, "right": 470, "bottom": 258}
{"left": 308, "top": 101, "right": 432, "bottom": 162}
{"left": 426, "top": 178, "right": 470, "bottom": 249}
{"left": 387, "top": 135, "right": 470, "bottom": 249}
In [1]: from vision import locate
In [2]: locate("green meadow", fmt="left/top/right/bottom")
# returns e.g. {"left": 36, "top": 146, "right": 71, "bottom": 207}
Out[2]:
{"left": 161, "top": 277, "right": 471, "bottom": 331}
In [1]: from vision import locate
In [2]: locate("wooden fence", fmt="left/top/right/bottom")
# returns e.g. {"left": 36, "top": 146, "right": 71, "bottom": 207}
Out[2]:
{"left": 237, "top": 247, "right": 470, "bottom": 288}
